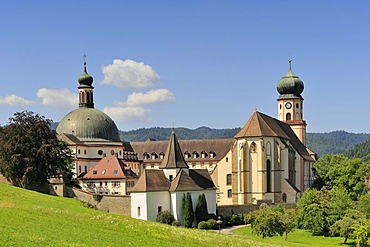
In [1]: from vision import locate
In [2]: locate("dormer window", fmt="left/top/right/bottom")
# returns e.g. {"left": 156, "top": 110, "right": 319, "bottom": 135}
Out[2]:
{"left": 209, "top": 151, "right": 216, "bottom": 158}
{"left": 143, "top": 152, "right": 149, "bottom": 160}
{"left": 193, "top": 151, "right": 199, "bottom": 159}
{"left": 159, "top": 152, "right": 165, "bottom": 159}
{"left": 201, "top": 151, "right": 207, "bottom": 159}
{"left": 151, "top": 152, "right": 157, "bottom": 160}
{"left": 92, "top": 170, "right": 97, "bottom": 175}
{"left": 184, "top": 151, "right": 190, "bottom": 159}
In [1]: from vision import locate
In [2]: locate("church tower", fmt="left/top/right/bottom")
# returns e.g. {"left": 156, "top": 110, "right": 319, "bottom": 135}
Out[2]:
{"left": 277, "top": 60, "right": 306, "bottom": 145}
{"left": 78, "top": 55, "right": 94, "bottom": 108}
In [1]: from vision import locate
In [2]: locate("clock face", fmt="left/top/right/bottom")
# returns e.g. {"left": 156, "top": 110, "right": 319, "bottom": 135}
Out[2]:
{"left": 285, "top": 102, "right": 292, "bottom": 109}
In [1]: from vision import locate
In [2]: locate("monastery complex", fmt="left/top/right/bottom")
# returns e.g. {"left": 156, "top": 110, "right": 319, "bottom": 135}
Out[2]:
{"left": 55, "top": 59, "right": 316, "bottom": 221}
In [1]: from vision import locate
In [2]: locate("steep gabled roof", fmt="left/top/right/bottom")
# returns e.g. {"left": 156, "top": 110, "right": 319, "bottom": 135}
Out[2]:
{"left": 188, "top": 169, "right": 216, "bottom": 190}
{"left": 235, "top": 111, "right": 314, "bottom": 162}
{"left": 235, "top": 111, "right": 289, "bottom": 139}
{"left": 169, "top": 170, "right": 203, "bottom": 191}
{"left": 159, "top": 130, "right": 188, "bottom": 169}
{"left": 79, "top": 156, "right": 138, "bottom": 180}
{"left": 130, "top": 169, "right": 171, "bottom": 192}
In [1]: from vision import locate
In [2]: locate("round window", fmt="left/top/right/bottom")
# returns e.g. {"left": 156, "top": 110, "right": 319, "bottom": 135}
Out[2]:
{"left": 98, "top": 150, "right": 103, "bottom": 155}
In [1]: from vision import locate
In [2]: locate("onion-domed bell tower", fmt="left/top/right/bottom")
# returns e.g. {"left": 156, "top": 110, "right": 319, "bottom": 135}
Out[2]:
{"left": 277, "top": 60, "right": 306, "bottom": 145}
{"left": 78, "top": 54, "right": 94, "bottom": 108}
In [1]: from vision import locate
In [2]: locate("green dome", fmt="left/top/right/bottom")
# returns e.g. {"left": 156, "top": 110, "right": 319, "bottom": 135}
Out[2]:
{"left": 56, "top": 108, "right": 121, "bottom": 141}
{"left": 277, "top": 63, "right": 304, "bottom": 96}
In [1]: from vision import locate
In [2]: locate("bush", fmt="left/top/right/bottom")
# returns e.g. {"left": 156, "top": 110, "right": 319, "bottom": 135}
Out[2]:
{"left": 197, "top": 219, "right": 219, "bottom": 230}
{"left": 172, "top": 220, "right": 180, "bottom": 227}
{"left": 197, "top": 221, "right": 209, "bottom": 229}
{"left": 229, "top": 213, "right": 244, "bottom": 226}
{"left": 156, "top": 211, "right": 175, "bottom": 225}
{"left": 93, "top": 194, "right": 103, "bottom": 202}
{"left": 207, "top": 219, "right": 218, "bottom": 230}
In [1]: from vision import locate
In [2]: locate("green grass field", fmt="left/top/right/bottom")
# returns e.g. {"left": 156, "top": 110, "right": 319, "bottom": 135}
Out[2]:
{"left": 0, "top": 182, "right": 356, "bottom": 247}
{"left": 0, "top": 183, "right": 277, "bottom": 247}
{"left": 232, "top": 224, "right": 356, "bottom": 247}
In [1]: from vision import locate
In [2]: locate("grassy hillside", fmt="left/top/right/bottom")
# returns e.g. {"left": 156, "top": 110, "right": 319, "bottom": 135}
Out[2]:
{"left": 0, "top": 183, "right": 273, "bottom": 247}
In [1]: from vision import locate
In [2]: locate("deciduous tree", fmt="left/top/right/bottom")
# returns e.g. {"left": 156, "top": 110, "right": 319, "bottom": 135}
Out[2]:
{"left": 0, "top": 111, "right": 73, "bottom": 189}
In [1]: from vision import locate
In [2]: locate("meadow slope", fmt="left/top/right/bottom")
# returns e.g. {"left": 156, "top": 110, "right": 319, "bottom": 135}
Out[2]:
{"left": 0, "top": 183, "right": 278, "bottom": 247}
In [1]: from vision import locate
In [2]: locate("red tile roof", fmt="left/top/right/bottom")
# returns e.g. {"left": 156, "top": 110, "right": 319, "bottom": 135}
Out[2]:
{"left": 79, "top": 156, "right": 138, "bottom": 180}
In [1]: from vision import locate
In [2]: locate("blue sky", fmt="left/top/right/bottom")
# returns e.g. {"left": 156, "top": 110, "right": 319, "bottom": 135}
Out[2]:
{"left": 0, "top": 1, "right": 370, "bottom": 133}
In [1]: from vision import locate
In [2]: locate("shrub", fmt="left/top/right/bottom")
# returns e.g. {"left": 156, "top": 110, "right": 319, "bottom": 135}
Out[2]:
{"left": 156, "top": 211, "right": 175, "bottom": 225}
{"left": 197, "top": 221, "right": 209, "bottom": 229}
{"left": 230, "top": 213, "right": 244, "bottom": 226}
{"left": 172, "top": 220, "right": 180, "bottom": 227}
{"left": 197, "top": 219, "right": 219, "bottom": 230}
{"left": 207, "top": 219, "right": 218, "bottom": 230}
{"left": 93, "top": 194, "right": 103, "bottom": 202}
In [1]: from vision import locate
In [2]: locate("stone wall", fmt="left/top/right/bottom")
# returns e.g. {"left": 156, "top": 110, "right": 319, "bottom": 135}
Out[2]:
{"left": 67, "top": 187, "right": 131, "bottom": 216}
{"left": 217, "top": 203, "right": 296, "bottom": 217}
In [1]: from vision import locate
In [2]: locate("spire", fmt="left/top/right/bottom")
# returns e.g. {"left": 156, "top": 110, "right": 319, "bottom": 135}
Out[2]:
{"left": 289, "top": 59, "right": 292, "bottom": 70}
{"left": 160, "top": 130, "right": 188, "bottom": 169}
{"left": 276, "top": 60, "right": 304, "bottom": 97}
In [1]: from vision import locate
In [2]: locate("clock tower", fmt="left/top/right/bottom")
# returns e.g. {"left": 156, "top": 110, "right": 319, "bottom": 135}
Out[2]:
{"left": 277, "top": 60, "right": 306, "bottom": 145}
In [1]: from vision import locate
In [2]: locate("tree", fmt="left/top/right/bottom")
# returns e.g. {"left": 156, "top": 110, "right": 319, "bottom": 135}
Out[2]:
{"left": 297, "top": 188, "right": 331, "bottom": 234}
{"left": 330, "top": 216, "right": 357, "bottom": 244}
{"left": 358, "top": 194, "right": 370, "bottom": 219}
{"left": 250, "top": 204, "right": 283, "bottom": 239}
{"left": 314, "top": 154, "right": 370, "bottom": 200}
{"left": 195, "top": 193, "right": 208, "bottom": 224}
{"left": 182, "top": 192, "right": 195, "bottom": 228}
{"left": 0, "top": 111, "right": 73, "bottom": 189}
{"left": 352, "top": 219, "right": 370, "bottom": 247}
{"left": 280, "top": 209, "right": 296, "bottom": 241}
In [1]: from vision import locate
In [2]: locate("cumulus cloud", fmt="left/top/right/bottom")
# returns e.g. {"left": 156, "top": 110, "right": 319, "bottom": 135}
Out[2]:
{"left": 36, "top": 88, "right": 78, "bottom": 109}
{"left": 101, "top": 59, "right": 160, "bottom": 88}
{"left": 104, "top": 106, "right": 149, "bottom": 124}
{"left": 114, "top": 89, "right": 175, "bottom": 107}
{"left": 0, "top": 94, "right": 36, "bottom": 107}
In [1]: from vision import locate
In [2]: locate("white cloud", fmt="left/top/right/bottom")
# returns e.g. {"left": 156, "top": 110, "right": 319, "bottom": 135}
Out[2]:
{"left": 0, "top": 94, "right": 36, "bottom": 107}
{"left": 101, "top": 59, "right": 160, "bottom": 88}
{"left": 104, "top": 106, "right": 150, "bottom": 124}
{"left": 114, "top": 89, "right": 175, "bottom": 107}
{"left": 36, "top": 88, "right": 78, "bottom": 109}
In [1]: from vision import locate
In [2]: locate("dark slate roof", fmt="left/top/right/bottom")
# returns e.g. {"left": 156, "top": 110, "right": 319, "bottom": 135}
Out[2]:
{"left": 235, "top": 111, "right": 315, "bottom": 162}
{"left": 59, "top": 133, "right": 85, "bottom": 145}
{"left": 132, "top": 168, "right": 216, "bottom": 193}
{"left": 160, "top": 130, "right": 188, "bottom": 169}
{"left": 79, "top": 156, "right": 138, "bottom": 180}
{"left": 130, "top": 138, "right": 235, "bottom": 163}
{"left": 130, "top": 169, "right": 171, "bottom": 192}
{"left": 169, "top": 170, "right": 203, "bottom": 191}
{"left": 285, "top": 178, "right": 300, "bottom": 192}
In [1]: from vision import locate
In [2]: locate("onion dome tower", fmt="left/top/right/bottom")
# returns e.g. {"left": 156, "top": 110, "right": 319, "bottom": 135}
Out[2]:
{"left": 78, "top": 55, "right": 94, "bottom": 108}
{"left": 277, "top": 60, "right": 306, "bottom": 145}
{"left": 56, "top": 56, "right": 121, "bottom": 142}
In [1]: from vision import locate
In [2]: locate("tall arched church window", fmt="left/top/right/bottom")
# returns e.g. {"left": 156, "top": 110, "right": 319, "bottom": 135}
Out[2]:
{"left": 286, "top": 112, "right": 291, "bottom": 120}
{"left": 266, "top": 159, "right": 271, "bottom": 192}
{"left": 266, "top": 142, "right": 271, "bottom": 156}
{"left": 250, "top": 142, "right": 257, "bottom": 153}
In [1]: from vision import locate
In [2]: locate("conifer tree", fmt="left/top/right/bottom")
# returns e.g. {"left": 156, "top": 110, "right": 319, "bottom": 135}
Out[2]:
{"left": 182, "top": 192, "right": 195, "bottom": 228}
{"left": 195, "top": 193, "right": 208, "bottom": 224}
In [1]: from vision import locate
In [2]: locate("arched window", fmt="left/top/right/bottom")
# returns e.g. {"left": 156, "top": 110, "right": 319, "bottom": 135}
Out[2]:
{"left": 226, "top": 174, "right": 232, "bottom": 185}
{"left": 286, "top": 113, "right": 291, "bottom": 120}
{"left": 266, "top": 159, "right": 271, "bottom": 192}
{"left": 227, "top": 189, "right": 232, "bottom": 198}
{"left": 81, "top": 92, "right": 85, "bottom": 103}
{"left": 266, "top": 142, "right": 271, "bottom": 156}
{"left": 282, "top": 193, "right": 287, "bottom": 203}
{"left": 250, "top": 142, "right": 257, "bottom": 153}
